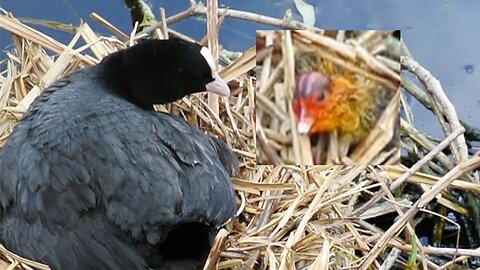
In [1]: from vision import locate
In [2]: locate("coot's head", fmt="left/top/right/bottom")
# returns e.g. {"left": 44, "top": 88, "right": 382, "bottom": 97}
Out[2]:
{"left": 101, "top": 38, "right": 229, "bottom": 109}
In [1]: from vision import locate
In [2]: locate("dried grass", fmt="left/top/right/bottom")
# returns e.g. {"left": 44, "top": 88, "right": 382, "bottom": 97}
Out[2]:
{"left": 1, "top": 2, "right": 480, "bottom": 270}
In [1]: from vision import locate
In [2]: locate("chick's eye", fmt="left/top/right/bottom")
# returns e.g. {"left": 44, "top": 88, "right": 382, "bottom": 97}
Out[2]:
{"left": 315, "top": 89, "right": 325, "bottom": 101}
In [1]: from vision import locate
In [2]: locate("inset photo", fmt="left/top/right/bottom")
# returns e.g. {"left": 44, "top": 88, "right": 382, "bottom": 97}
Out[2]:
{"left": 256, "top": 30, "right": 400, "bottom": 165}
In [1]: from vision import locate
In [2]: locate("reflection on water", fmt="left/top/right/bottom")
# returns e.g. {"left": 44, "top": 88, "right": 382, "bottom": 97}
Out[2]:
{"left": 1, "top": 0, "right": 478, "bottom": 132}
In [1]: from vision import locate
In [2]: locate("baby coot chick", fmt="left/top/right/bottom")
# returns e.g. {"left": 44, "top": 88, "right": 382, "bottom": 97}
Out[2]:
{"left": 0, "top": 38, "right": 238, "bottom": 270}
{"left": 292, "top": 49, "right": 395, "bottom": 144}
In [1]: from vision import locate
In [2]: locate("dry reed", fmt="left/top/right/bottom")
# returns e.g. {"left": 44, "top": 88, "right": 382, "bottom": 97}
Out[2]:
{"left": 1, "top": 1, "right": 480, "bottom": 270}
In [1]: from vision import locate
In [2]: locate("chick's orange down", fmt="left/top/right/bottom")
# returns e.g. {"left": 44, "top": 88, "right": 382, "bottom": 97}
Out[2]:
{"left": 292, "top": 50, "right": 393, "bottom": 144}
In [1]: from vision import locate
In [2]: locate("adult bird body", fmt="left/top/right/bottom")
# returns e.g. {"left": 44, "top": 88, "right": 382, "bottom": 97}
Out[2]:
{"left": 0, "top": 38, "right": 237, "bottom": 270}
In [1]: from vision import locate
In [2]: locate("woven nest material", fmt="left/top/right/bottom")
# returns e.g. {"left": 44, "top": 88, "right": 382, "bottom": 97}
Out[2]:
{"left": 2, "top": 7, "right": 480, "bottom": 270}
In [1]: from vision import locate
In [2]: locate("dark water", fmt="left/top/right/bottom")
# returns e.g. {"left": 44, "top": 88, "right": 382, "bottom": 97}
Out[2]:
{"left": 1, "top": 0, "right": 479, "bottom": 134}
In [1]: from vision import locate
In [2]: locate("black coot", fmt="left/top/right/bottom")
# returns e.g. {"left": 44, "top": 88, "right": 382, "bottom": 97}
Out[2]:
{"left": 0, "top": 38, "right": 238, "bottom": 270}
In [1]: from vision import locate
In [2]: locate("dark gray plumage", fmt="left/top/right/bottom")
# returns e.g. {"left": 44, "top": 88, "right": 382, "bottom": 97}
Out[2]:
{"left": 0, "top": 38, "right": 237, "bottom": 270}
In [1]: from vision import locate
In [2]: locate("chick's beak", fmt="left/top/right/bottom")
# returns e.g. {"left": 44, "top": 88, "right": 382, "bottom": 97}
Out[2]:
{"left": 295, "top": 104, "right": 314, "bottom": 135}
{"left": 205, "top": 73, "right": 230, "bottom": 96}
{"left": 297, "top": 117, "right": 313, "bottom": 135}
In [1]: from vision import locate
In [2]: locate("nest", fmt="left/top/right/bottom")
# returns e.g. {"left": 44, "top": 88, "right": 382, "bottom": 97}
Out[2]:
{"left": 2, "top": 2, "right": 480, "bottom": 270}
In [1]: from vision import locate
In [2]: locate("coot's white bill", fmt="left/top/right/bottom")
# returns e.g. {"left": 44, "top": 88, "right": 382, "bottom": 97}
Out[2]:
{"left": 205, "top": 73, "right": 230, "bottom": 96}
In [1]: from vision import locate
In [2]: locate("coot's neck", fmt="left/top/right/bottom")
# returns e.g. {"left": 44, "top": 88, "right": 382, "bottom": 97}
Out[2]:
{"left": 99, "top": 52, "right": 155, "bottom": 111}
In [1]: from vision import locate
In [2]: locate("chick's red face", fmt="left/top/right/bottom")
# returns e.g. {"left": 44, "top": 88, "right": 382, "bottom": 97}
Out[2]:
{"left": 292, "top": 72, "right": 330, "bottom": 134}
